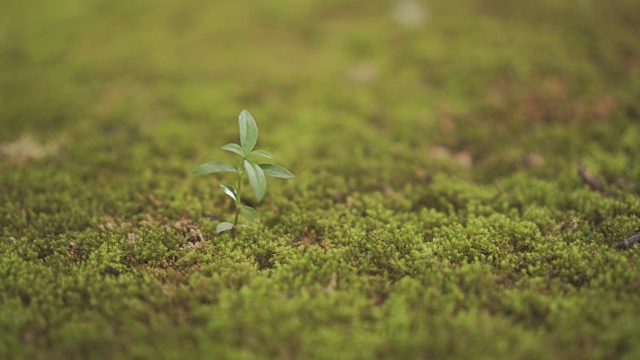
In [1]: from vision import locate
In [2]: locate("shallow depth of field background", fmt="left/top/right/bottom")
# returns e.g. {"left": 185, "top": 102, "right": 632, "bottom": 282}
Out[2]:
{"left": 1, "top": 0, "right": 640, "bottom": 359}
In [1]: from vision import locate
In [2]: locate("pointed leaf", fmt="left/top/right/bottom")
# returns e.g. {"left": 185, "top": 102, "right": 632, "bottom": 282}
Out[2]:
{"left": 221, "top": 143, "right": 245, "bottom": 157}
{"left": 247, "top": 150, "right": 273, "bottom": 160}
{"left": 259, "top": 164, "right": 294, "bottom": 178}
{"left": 244, "top": 160, "right": 267, "bottom": 202}
{"left": 238, "top": 110, "right": 258, "bottom": 153}
{"left": 239, "top": 205, "right": 259, "bottom": 222}
{"left": 192, "top": 161, "right": 236, "bottom": 176}
{"left": 220, "top": 183, "right": 237, "bottom": 202}
{"left": 216, "top": 222, "right": 234, "bottom": 233}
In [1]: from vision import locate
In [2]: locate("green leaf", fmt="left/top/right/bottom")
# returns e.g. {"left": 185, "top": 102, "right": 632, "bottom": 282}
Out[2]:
{"left": 192, "top": 161, "right": 236, "bottom": 176}
{"left": 247, "top": 150, "right": 273, "bottom": 160}
{"left": 221, "top": 143, "right": 245, "bottom": 157}
{"left": 259, "top": 164, "right": 294, "bottom": 178}
{"left": 220, "top": 183, "right": 237, "bottom": 202}
{"left": 216, "top": 222, "right": 234, "bottom": 233}
{"left": 239, "top": 205, "right": 259, "bottom": 222}
{"left": 244, "top": 160, "right": 267, "bottom": 202}
{"left": 238, "top": 110, "right": 258, "bottom": 153}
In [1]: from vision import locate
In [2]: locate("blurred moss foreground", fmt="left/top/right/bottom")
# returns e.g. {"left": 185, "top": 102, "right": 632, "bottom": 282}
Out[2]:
{"left": 1, "top": 0, "right": 640, "bottom": 358}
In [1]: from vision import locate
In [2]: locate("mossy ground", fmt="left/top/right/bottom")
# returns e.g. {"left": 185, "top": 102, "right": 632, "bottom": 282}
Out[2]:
{"left": 2, "top": 0, "right": 640, "bottom": 358}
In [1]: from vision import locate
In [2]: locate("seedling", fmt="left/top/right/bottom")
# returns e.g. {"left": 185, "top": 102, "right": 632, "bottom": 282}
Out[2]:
{"left": 193, "top": 110, "right": 294, "bottom": 236}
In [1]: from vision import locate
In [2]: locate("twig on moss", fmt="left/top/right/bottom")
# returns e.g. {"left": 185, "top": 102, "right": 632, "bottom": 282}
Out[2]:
{"left": 578, "top": 164, "right": 605, "bottom": 193}
{"left": 617, "top": 230, "right": 640, "bottom": 249}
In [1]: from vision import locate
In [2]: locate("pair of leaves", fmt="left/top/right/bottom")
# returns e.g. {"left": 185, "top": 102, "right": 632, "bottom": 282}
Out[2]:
{"left": 215, "top": 203, "right": 258, "bottom": 234}
{"left": 193, "top": 160, "right": 294, "bottom": 202}
{"left": 217, "top": 181, "right": 253, "bottom": 233}
{"left": 219, "top": 183, "right": 259, "bottom": 221}
{"left": 221, "top": 111, "right": 273, "bottom": 161}
{"left": 216, "top": 214, "right": 258, "bottom": 234}
{"left": 221, "top": 144, "right": 273, "bottom": 160}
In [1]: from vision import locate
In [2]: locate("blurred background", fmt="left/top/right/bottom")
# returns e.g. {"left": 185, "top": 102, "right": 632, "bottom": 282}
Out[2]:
{"left": 1, "top": 0, "right": 639, "bottom": 188}
{"left": 2, "top": 2, "right": 640, "bottom": 357}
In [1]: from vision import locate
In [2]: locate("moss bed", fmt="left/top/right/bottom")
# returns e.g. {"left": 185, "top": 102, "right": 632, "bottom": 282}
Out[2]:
{"left": 1, "top": 0, "right": 640, "bottom": 358}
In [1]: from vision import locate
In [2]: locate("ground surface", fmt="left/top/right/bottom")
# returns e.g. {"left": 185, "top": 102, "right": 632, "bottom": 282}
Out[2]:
{"left": 1, "top": 0, "right": 640, "bottom": 359}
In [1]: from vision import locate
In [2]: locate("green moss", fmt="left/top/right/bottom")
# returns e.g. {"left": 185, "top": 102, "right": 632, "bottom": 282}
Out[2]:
{"left": 1, "top": 0, "right": 640, "bottom": 358}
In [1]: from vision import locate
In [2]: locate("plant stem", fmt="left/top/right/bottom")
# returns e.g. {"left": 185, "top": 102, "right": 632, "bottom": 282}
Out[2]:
{"left": 618, "top": 230, "right": 640, "bottom": 249}
{"left": 232, "top": 163, "right": 244, "bottom": 238}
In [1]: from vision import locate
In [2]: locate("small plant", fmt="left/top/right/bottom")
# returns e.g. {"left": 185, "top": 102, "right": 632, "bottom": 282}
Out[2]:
{"left": 193, "top": 110, "right": 294, "bottom": 236}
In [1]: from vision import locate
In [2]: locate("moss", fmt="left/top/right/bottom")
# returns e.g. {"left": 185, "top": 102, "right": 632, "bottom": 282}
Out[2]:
{"left": 1, "top": 0, "right": 640, "bottom": 358}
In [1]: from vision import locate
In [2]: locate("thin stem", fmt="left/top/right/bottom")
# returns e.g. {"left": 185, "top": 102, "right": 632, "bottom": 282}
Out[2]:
{"left": 232, "top": 161, "right": 244, "bottom": 238}
{"left": 618, "top": 230, "right": 640, "bottom": 249}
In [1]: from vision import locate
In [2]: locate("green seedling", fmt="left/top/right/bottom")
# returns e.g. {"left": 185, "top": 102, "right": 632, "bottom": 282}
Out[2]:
{"left": 193, "top": 110, "right": 294, "bottom": 236}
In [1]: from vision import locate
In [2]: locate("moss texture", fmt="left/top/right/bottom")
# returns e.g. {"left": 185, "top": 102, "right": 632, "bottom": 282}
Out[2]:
{"left": 1, "top": 0, "right": 640, "bottom": 358}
